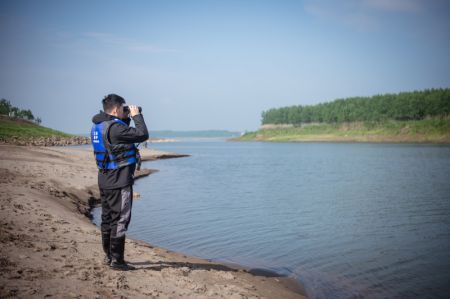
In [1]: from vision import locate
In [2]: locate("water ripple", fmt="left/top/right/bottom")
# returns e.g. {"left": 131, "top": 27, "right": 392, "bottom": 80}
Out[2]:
{"left": 93, "top": 141, "right": 450, "bottom": 299}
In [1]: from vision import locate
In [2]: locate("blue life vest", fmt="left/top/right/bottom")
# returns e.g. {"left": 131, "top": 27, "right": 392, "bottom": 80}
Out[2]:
{"left": 90, "top": 119, "right": 137, "bottom": 170}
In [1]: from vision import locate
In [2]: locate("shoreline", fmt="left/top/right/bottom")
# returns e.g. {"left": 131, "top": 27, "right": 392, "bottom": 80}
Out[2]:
{"left": 231, "top": 134, "right": 450, "bottom": 144}
{"left": 234, "top": 119, "right": 450, "bottom": 144}
{"left": 0, "top": 144, "right": 307, "bottom": 298}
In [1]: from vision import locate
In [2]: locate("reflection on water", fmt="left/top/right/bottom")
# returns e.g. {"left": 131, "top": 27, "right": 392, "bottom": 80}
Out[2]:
{"left": 92, "top": 141, "right": 450, "bottom": 299}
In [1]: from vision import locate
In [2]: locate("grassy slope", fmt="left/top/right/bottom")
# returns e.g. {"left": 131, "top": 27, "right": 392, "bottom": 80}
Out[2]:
{"left": 0, "top": 116, "right": 73, "bottom": 141}
{"left": 237, "top": 118, "right": 450, "bottom": 143}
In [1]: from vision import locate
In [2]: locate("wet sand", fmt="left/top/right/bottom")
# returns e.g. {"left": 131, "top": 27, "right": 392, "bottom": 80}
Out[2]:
{"left": 0, "top": 145, "right": 307, "bottom": 298}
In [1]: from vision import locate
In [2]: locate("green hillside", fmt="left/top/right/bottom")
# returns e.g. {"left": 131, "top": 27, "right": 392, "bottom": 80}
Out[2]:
{"left": 0, "top": 116, "right": 73, "bottom": 142}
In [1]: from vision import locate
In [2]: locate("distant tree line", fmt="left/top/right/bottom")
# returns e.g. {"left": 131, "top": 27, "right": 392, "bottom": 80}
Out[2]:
{"left": 0, "top": 98, "right": 42, "bottom": 124}
{"left": 261, "top": 88, "right": 450, "bottom": 125}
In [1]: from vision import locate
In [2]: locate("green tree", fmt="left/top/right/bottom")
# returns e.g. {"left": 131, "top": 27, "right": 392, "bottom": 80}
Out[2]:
{"left": 260, "top": 88, "right": 450, "bottom": 125}
{"left": 0, "top": 98, "right": 12, "bottom": 115}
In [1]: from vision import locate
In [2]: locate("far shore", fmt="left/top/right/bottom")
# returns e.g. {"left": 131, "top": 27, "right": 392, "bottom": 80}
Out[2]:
{"left": 231, "top": 134, "right": 450, "bottom": 144}
{"left": 0, "top": 145, "right": 306, "bottom": 298}
{"left": 233, "top": 119, "right": 450, "bottom": 144}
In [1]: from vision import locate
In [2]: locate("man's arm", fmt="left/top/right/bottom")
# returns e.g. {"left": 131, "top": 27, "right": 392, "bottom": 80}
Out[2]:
{"left": 109, "top": 114, "right": 149, "bottom": 144}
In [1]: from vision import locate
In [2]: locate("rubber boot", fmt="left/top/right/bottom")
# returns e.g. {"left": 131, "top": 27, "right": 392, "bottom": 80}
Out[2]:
{"left": 101, "top": 231, "right": 111, "bottom": 265}
{"left": 110, "top": 236, "right": 135, "bottom": 271}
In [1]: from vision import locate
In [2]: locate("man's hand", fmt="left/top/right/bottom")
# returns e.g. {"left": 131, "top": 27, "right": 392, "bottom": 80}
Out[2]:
{"left": 129, "top": 105, "right": 140, "bottom": 117}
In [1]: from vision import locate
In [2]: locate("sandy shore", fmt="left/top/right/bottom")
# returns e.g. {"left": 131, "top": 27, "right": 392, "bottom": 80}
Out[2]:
{"left": 0, "top": 145, "right": 306, "bottom": 298}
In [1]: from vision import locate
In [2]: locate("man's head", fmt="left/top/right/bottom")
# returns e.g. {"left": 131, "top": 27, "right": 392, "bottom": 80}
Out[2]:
{"left": 102, "top": 94, "right": 128, "bottom": 119}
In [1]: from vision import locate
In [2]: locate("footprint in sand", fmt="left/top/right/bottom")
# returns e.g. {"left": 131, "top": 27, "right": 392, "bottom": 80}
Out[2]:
{"left": 115, "top": 274, "right": 130, "bottom": 290}
{"left": 78, "top": 270, "right": 90, "bottom": 281}
{"left": 13, "top": 204, "right": 25, "bottom": 210}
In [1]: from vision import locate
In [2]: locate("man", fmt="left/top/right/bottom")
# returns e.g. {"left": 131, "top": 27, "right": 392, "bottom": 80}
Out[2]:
{"left": 91, "top": 94, "right": 149, "bottom": 271}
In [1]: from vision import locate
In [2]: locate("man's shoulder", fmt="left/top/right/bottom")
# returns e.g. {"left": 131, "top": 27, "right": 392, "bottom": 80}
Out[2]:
{"left": 108, "top": 120, "right": 128, "bottom": 132}
{"left": 108, "top": 120, "right": 131, "bottom": 143}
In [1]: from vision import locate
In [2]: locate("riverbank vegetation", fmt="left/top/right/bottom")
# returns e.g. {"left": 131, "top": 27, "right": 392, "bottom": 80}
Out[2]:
{"left": 237, "top": 89, "right": 450, "bottom": 143}
{"left": 0, "top": 98, "right": 42, "bottom": 124}
{"left": 0, "top": 99, "right": 88, "bottom": 145}
{"left": 0, "top": 116, "right": 90, "bottom": 146}
{"left": 0, "top": 116, "right": 73, "bottom": 140}
{"left": 238, "top": 118, "right": 450, "bottom": 143}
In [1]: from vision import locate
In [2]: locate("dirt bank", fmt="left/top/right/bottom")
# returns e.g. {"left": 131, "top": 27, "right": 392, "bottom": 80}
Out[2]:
{"left": 0, "top": 145, "right": 306, "bottom": 298}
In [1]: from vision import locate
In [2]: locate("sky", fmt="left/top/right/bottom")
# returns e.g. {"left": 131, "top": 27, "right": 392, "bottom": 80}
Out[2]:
{"left": 1, "top": 0, "right": 449, "bottom": 134}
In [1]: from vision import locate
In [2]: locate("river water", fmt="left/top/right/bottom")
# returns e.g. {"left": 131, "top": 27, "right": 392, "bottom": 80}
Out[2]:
{"left": 92, "top": 140, "right": 450, "bottom": 298}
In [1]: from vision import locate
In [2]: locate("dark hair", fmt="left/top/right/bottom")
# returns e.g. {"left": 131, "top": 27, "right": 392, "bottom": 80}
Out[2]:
{"left": 102, "top": 94, "right": 125, "bottom": 112}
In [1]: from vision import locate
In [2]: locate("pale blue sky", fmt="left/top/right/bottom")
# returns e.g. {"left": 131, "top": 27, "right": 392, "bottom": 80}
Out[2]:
{"left": 1, "top": 0, "right": 449, "bottom": 133}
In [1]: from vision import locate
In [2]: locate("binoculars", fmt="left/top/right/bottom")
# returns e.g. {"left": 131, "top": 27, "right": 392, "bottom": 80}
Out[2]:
{"left": 123, "top": 106, "right": 142, "bottom": 113}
